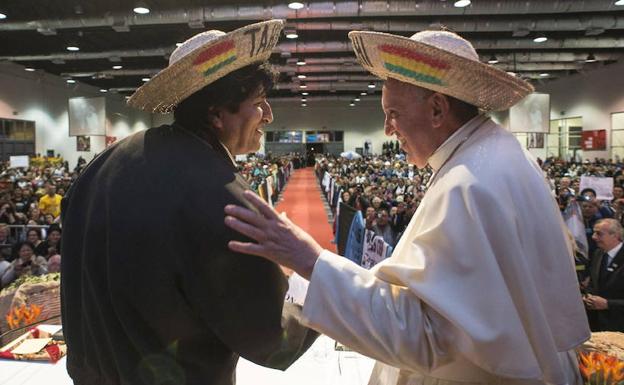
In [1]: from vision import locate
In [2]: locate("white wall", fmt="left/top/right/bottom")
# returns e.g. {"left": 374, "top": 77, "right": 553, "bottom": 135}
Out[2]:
{"left": 537, "top": 60, "right": 624, "bottom": 160}
{"left": 269, "top": 99, "right": 387, "bottom": 154}
{"left": 150, "top": 99, "right": 389, "bottom": 155}
{"left": 0, "top": 62, "right": 152, "bottom": 168}
{"left": 11, "top": 57, "right": 618, "bottom": 165}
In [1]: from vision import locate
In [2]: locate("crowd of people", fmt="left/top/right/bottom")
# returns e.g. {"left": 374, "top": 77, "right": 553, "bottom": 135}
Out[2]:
{"left": 317, "top": 152, "right": 624, "bottom": 333}
{"left": 318, "top": 153, "right": 431, "bottom": 249}
{"left": 0, "top": 156, "right": 73, "bottom": 289}
{"left": 0, "top": 153, "right": 294, "bottom": 291}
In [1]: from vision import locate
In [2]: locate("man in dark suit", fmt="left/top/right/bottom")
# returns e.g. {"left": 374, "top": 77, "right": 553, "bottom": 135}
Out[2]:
{"left": 61, "top": 21, "right": 317, "bottom": 385}
{"left": 585, "top": 218, "right": 624, "bottom": 331}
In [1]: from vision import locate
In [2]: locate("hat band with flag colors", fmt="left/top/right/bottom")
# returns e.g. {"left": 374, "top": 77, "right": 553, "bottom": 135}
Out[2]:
{"left": 348, "top": 30, "right": 534, "bottom": 111}
{"left": 128, "top": 20, "right": 284, "bottom": 113}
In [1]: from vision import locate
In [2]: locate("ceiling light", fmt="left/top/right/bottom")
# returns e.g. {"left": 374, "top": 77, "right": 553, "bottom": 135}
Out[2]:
{"left": 454, "top": 0, "right": 471, "bottom": 7}
{"left": 299, "top": 83, "right": 307, "bottom": 89}
{"left": 133, "top": 2, "right": 150, "bottom": 14}
{"left": 360, "top": 91, "right": 367, "bottom": 95}
{"left": 66, "top": 45, "right": 80, "bottom": 51}
{"left": 24, "top": 68, "right": 35, "bottom": 72}
{"left": 301, "top": 103, "right": 307, "bottom": 107}
{"left": 301, "top": 98, "right": 307, "bottom": 102}
{"left": 539, "top": 73, "right": 549, "bottom": 77}
{"left": 112, "top": 65, "right": 123, "bottom": 70}
{"left": 487, "top": 55, "right": 499, "bottom": 64}
{"left": 142, "top": 77, "right": 150, "bottom": 82}
{"left": 533, "top": 35, "right": 548, "bottom": 43}
{"left": 349, "top": 102, "right": 355, "bottom": 107}
{"left": 585, "top": 53, "right": 597, "bottom": 63}
{"left": 288, "top": 2, "right": 305, "bottom": 10}
{"left": 301, "top": 92, "right": 309, "bottom": 96}
{"left": 354, "top": 97, "right": 361, "bottom": 102}
{"left": 0, "top": 13, "right": 6, "bottom": 19}
{"left": 296, "top": 58, "right": 306, "bottom": 66}
{"left": 616, "top": 0, "right": 624, "bottom": 5}
{"left": 297, "top": 74, "right": 306, "bottom": 79}
{"left": 368, "top": 82, "right": 376, "bottom": 89}
{"left": 285, "top": 29, "right": 298, "bottom": 39}
{"left": 100, "top": 89, "right": 108, "bottom": 93}
{"left": 66, "top": 79, "right": 76, "bottom": 84}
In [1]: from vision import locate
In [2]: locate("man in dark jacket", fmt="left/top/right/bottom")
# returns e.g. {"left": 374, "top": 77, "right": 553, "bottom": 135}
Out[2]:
{"left": 585, "top": 218, "right": 624, "bottom": 331}
{"left": 61, "top": 20, "right": 317, "bottom": 385}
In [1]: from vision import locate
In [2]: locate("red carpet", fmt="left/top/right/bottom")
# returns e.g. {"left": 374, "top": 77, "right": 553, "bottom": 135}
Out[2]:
{"left": 275, "top": 168, "right": 336, "bottom": 252}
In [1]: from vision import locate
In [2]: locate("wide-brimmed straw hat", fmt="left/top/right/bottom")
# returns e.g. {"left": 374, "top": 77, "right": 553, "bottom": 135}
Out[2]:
{"left": 348, "top": 30, "right": 534, "bottom": 111}
{"left": 128, "top": 19, "right": 284, "bottom": 113}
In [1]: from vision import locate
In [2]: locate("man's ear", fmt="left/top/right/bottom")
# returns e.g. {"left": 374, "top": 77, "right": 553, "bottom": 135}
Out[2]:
{"left": 429, "top": 93, "right": 450, "bottom": 128}
{"left": 209, "top": 107, "right": 225, "bottom": 131}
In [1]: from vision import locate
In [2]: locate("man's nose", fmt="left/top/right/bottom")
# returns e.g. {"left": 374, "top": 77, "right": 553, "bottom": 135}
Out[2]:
{"left": 384, "top": 117, "right": 394, "bottom": 136}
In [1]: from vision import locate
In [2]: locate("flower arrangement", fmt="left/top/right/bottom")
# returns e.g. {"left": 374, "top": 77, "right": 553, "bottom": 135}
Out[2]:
{"left": 5, "top": 304, "right": 42, "bottom": 330}
{"left": 579, "top": 351, "right": 624, "bottom": 385}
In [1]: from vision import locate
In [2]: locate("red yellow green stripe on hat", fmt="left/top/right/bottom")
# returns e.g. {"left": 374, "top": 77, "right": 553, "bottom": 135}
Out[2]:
{"left": 193, "top": 40, "right": 237, "bottom": 77}
{"left": 378, "top": 44, "right": 450, "bottom": 86}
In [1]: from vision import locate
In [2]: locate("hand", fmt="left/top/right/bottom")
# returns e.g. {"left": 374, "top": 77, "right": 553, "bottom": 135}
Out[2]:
{"left": 225, "top": 190, "right": 323, "bottom": 280}
{"left": 583, "top": 294, "right": 609, "bottom": 310}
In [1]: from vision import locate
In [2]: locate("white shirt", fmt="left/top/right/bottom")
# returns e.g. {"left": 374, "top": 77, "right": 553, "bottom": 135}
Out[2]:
{"left": 606, "top": 242, "right": 623, "bottom": 266}
{"left": 302, "top": 115, "right": 589, "bottom": 385}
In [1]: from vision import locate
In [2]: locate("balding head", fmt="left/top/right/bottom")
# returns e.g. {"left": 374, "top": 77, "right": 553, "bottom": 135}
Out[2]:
{"left": 593, "top": 218, "right": 623, "bottom": 251}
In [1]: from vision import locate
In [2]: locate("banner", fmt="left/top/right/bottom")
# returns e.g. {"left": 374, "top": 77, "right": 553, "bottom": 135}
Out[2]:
{"left": 68, "top": 96, "right": 106, "bottom": 136}
{"left": 581, "top": 130, "right": 606, "bottom": 150}
{"left": 336, "top": 202, "right": 357, "bottom": 256}
{"left": 361, "top": 229, "right": 390, "bottom": 269}
{"left": 580, "top": 176, "right": 614, "bottom": 201}
{"left": 509, "top": 93, "right": 549, "bottom": 133}
{"left": 9, "top": 155, "right": 29, "bottom": 169}
{"left": 344, "top": 212, "right": 365, "bottom": 265}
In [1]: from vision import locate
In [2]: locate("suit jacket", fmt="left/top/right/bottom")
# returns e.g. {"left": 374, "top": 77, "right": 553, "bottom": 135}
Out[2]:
{"left": 61, "top": 123, "right": 317, "bottom": 385}
{"left": 587, "top": 246, "right": 624, "bottom": 331}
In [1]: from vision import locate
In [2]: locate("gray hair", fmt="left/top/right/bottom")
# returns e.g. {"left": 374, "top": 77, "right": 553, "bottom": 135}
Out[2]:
{"left": 596, "top": 218, "right": 624, "bottom": 241}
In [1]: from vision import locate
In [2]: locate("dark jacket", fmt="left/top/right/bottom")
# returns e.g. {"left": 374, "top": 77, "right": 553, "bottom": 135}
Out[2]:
{"left": 61, "top": 124, "right": 317, "bottom": 385}
{"left": 587, "top": 245, "right": 624, "bottom": 332}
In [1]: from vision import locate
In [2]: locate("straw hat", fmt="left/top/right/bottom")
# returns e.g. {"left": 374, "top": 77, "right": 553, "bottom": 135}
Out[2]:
{"left": 128, "top": 19, "right": 284, "bottom": 113}
{"left": 348, "top": 30, "right": 534, "bottom": 111}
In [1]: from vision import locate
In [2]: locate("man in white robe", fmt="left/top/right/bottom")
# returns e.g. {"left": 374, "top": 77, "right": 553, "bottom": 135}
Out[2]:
{"left": 224, "top": 29, "right": 590, "bottom": 385}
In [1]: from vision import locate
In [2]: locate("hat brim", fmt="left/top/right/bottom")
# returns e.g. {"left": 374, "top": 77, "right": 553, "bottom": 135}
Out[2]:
{"left": 128, "top": 20, "right": 284, "bottom": 113}
{"left": 348, "top": 31, "right": 534, "bottom": 111}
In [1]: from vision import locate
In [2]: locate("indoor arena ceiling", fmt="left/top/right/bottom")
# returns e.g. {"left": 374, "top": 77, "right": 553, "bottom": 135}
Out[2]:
{"left": 1, "top": 0, "right": 624, "bottom": 102}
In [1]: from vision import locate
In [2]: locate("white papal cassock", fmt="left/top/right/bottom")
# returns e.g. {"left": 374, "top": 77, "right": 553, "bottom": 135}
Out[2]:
{"left": 301, "top": 115, "right": 590, "bottom": 385}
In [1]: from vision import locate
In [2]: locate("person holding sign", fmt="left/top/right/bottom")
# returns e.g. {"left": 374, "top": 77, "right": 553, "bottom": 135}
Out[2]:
{"left": 61, "top": 20, "right": 316, "bottom": 385}
{"left": 224, "top": 30, "right": 589, "bottom": 385}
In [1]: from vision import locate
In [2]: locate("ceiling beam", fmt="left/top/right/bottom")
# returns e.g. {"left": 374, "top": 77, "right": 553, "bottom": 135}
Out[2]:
{"left": 0, "top": 1, "right": 622, "bottom": 32}
{"left": 3, "top": 39, "right": 624, "bottom": 62}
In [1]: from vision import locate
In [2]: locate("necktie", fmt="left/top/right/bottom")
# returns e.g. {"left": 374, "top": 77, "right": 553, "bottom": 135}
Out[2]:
{"left": 599, "top": 252, "right": 610, "bottom": 288}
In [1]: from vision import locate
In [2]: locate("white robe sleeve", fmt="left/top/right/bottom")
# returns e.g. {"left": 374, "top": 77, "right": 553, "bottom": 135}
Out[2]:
{"left": 302, "top": 249, "right": 454, "bottom": 373}
{"left": 302, "top": 174, "right": 588, "bottom": 384}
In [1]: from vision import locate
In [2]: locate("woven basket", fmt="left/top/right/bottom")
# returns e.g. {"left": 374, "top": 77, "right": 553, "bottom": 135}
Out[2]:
{"left": 0, "top": 279, "right": 61, "bottom": 337}
{"left": 578, "top": 331, "right": 624, "bottom": 360}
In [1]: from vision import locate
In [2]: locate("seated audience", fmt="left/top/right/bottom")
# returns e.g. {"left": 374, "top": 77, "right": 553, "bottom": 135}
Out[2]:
{"left": 1, "top": 241, "right": 47, "bottom": 288}
{"left": 35, "top": 224, "right": 61, "bottom": 259}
